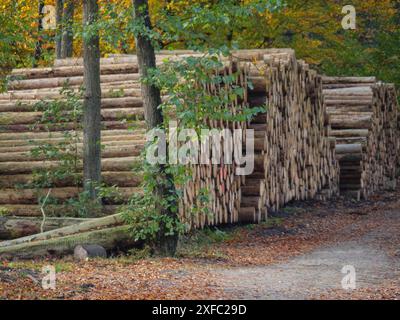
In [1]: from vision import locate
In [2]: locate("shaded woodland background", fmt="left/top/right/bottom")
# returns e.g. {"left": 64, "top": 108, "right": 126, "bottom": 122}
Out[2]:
{"left": 1, "top": 0, "right": 399, "bottom": 91}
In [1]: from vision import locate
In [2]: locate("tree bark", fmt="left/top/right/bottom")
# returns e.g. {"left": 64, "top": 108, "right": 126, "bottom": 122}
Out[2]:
{"left": 61, "top": 0, "right": 75, "bottom": 58}
{"left": 33, "top": 0, "right": 45, "bottom": 67}
{"left": 55, "top": 0, "right": 64, "bottom": 59}
{"left": 83, "top": 0, "right": 102, "bottom": 200}
{"left": 133, "top": 0, "right": 178, "bottom": 256}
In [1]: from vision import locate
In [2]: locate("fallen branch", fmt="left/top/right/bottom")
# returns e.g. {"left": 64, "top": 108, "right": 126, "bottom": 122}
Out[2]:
{"left": 0, "top": 225, "right": 135, "bottom": 260}
{"left": 0, "top": 213, "right": 124, "bottom": 247}
{"left": 0, "top": 216, "right": 91, "bottom": 240}
{"left": 40, "top": 188, "right": 52, "bottom": 233}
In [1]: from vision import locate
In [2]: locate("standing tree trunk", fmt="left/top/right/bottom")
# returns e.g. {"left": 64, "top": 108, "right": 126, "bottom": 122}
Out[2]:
{"left": 133, "top": 0, "right": 179, "bottom": 256}
{"left": 33, "top": 0, "right": 45, "bottom": 67}
{"left": 61, "top": 0, "right": 75, "bottom": 58}
{"left": 55, "top": 0, "right": 64, "bottom": 59}
{"left": 83, "top": 0, "right": 102, "bottom": 201}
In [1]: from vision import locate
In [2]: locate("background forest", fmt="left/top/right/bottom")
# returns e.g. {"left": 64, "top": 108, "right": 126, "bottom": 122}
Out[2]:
{"left": 0, "top": 0, "right": 399, "bottom": 91}
{"left": 0, "top": 1, "right": 400, "bottom": 300}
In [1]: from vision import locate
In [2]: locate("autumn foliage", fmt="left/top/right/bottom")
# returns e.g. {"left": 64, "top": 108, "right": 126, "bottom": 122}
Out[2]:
{"left": 1, "top": 1, "right": 398, "bottom": 88}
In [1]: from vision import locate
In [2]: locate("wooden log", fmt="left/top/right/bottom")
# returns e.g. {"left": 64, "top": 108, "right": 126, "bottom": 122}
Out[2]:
{"left": 241, "top": 196, "right": 261, "bottom": 207}
{"left": 0, "top": 87, "right": 144, "bottom": 100}
{"left": 11, "top": 63, "right": 139, "bottom": 79}
{"left": 0, "top": 213, "right": 124, "bottom": 247}
{"left": 0, "top": 108, "right": 144, "bottom": 125}
{"left": 238, "top": 207, "right": 255, "bottom": 223}
{"left": 0, "top": 204, "right": 118, "bottom": 217}
{"left": 0, "top": 135, "right": 144, "bottom": 148}
{"left": 330, "top": 115, "right": 372, "bottom": 130}
{"left": 335, "top": 144, "right": 362, "bottom": 154}
{"left": 0, "top": 217, "right": 90, "bottom": 240}
{"left": 0, "top": 187, "right": 140, "bottom": 204}
{"left": 53, "top": 51, "right": 199, "bottom": 67}
{"left": 0, "top": 120, "right": 145, "bottom": 133}
{"left": 330, "top": 129, "right": 369, "bottom": 137}
{"left": 0, "top": 129, "right": 145, "bottom": 141}
{"left": 337, "top": 154, "right": 363, "bottom": 162}
{"left": 322, "top": 76, "right": 376, "bottom": 84}
{"left": 8, "top": 73, "right": 141, "bottom": 90}
{"left": 0, "top": 172, "right": 142, "bottom": 188}
{"left": 0, "top": 157, "right": 141, "bottom": 174}
{"left": 0, "top": 145, "right": 144, "bottom": 162}
{"left": 0, "top": 225, "right": 135, "bottom": 260}
{"left": 0, "top": 97, "right": 143, "bottom": 112}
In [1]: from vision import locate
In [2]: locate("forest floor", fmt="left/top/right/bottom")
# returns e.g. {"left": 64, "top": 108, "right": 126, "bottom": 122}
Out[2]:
{"left": 1, "top": 188, "right": 399, "bottom": 300}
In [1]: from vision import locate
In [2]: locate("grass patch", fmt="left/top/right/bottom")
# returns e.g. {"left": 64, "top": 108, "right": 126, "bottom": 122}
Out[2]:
{"left": 0, "top": 207, "right": 9, "bottom": 216}
{"left": 116, "top": 246, "right": 153, "bottom": 265}
{"left": 176, "top": 227, "right": 240, "bottom": 260}
{"left": 5, "top": 260, "right": 73, "bottom": 273}
{"left": 261, "top": 217, "right": 284, "bottom": 228}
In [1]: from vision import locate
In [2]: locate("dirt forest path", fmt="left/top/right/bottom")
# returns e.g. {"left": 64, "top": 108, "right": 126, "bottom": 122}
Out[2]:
{"left": 1, "top": 189, "right": 400, "bottom": 300}
{"left": 180, "top": 190, "right": 400, "bottom": 300}
{"left": 213, "top": 209, "right": 400, "bottom": 299}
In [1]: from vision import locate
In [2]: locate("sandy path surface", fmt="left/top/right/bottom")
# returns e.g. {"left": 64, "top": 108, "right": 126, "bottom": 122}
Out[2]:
{"left": 214, "top": 209, "right": 400, "bottom": 299}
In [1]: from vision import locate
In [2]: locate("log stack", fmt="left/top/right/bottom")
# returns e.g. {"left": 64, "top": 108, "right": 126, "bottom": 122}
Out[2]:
{"left": 174, "top": 57, "right": 248, "bottom": 229}
{"left": 1, "top": 50, "right": 398, "bottom": 245}
{"left": 234, "top": 50, "right": 339, "bottom": 222}
{"left": 323, "top": 77, "right": 399, "bottom": 199}
{"left": 0, "top": 52, "right": 247, "bottom": 236}
{"left": 0, "top": 57, "right": 148, "bottom": 227}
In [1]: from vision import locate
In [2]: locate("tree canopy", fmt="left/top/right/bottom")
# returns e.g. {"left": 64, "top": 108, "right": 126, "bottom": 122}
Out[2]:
{"left": 0, "top": 0, "right": 399, "bottom": 89}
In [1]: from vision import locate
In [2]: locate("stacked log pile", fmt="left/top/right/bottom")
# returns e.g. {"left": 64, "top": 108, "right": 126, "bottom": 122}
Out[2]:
{"left": 0, "top": 62, "right": 146, "bottom": 219}
{"left": 234, "top": 50, "right": 339, "bottom": 222}
{"left": 323, "top": 77, "right": 399, "bottom": 199}
{"left": 178, "top": 61, "right": 247, "bottom": 229}
{"left": 0, "top": 50, "right": 398, "bottom": 255}
{"left": 0, "top": 52, "right": 246, "bottom": 237}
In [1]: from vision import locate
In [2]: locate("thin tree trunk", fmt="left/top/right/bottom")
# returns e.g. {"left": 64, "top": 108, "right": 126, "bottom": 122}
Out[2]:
{"left": 61, "top": 0, "right": 75, "bottom": 58}
{"left": 83, "top": 0, "right": 102, "bottom": 201}
{"left": 133, "top": 0, "right": 178, "bottom": 256}
{"left": 55, "top": 0, "right": 64, "bottom": 59}
{"left": 33, "top": 0, "right": 45, "bottom": 67}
